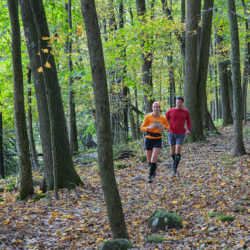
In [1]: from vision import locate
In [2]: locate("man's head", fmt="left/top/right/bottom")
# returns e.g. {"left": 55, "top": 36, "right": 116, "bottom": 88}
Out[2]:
{"left": 176, "top": 96, "right": 184, "bottom": 109}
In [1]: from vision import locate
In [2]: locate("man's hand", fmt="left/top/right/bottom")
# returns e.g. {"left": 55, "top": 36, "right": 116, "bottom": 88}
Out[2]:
{"left": 186, "top": 130, "right": 190, "bottom": 135}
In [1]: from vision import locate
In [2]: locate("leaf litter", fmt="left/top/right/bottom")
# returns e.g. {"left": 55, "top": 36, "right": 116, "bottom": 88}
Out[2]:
{"left": 0, "top": 125, "right": 249, "bottom": 249}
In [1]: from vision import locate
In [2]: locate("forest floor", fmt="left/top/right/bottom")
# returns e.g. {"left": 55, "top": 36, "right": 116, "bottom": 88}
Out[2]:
{"left": 0, "top": 125, "right": 249, "bottom": 249}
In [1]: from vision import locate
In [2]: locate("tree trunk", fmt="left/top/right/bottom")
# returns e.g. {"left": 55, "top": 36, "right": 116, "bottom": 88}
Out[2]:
{"left": 28, "top": 0, "right": 82, "bottom": 189}
{"left": 242, "top": 0, "right": 249, "bottom": 125}
{"left": 136, "top": 0, "right": 153, "bottom": 113}
{"left": 181, "top": 0, "right": 185, "bottom": 58}
{"left": 7, "top": 0, "right": 33, "bottom": 199}
{"left": 27, "top": 69, "right": 40, "bottom": 170}
{"left": 19, "top": 0, "right": 54, "bottom": 191}
{"left": 129, "top": 108, "right": 136, "bottom": 140}
{"left": 227, "top": 0, "right": 246, "bottom": 155}
{"left": 67, "top": 0, "right": 78, "bottom": 153}
{"left": 184, "top": 0, "right": 204, "bottom": 142}
{"left": 81, "top": 0, "right": 129, "bottom": 239}
{"left": 118, "top": 0, "right": 129, "bottom": 143}
{"left": 216, "top": 32, "right": 233, "bottom": 125}
{"left": 197, "top": 0, "right": 217, "bottom": 132}
{"left": 0, "top": 112, "right": 4, "bottom": 179}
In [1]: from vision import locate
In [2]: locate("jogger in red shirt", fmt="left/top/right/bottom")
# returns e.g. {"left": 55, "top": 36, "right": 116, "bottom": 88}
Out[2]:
{"left": 166, "top": 96, "right": 191, "bottom": 175}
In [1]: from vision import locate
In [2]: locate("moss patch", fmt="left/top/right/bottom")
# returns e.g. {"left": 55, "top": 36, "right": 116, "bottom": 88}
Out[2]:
{"left": 146, "top": 235, "right": 164, "bottom": 243}
{"left": 99, "top": 239, "right": 133, "bottom": 250}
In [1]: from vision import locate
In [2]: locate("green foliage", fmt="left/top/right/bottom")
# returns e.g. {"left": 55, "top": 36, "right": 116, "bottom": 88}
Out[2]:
{"left": 32, "top": 193, "right": 49, "bottom": 201}
{"left": 139, "top": 155, "right": 147, "bottom": 163}
{"left": 114, "top": 163, "right": 127, "bottom": 170}
{"left": 4, "top": 181, "right": 16, "bottom": 192}
{"left": 213, "top": 119, "right": 223, "bottom": 127}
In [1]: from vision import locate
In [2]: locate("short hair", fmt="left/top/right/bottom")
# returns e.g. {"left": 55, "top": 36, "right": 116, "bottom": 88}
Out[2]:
{"left": 176, "top": 96, "right": 184, "bottom": 102}
{"left": 152, "top": 102, "right": 161, "bottom": 108}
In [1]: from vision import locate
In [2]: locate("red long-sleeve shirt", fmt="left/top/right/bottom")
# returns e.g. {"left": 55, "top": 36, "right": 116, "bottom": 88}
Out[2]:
{"left": 166, "top": 108, "right": 191, "bottom": 134}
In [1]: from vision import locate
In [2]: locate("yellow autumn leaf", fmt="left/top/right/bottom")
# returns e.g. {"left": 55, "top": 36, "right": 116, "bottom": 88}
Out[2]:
{"left": 171, "top": 200, "right": 178, "bottom": 204}
{"left": 52, "top": 212, "right": 57, "bottom": 217}
{"left": 37, "top": 52, "right": 40, "bottom": 55}
{"left": 42, "top": 49, "right": 49, "bottom": 53}
{"left": 42, "top": 36, "right": 50, "bottom": 40}
{"left": 76, "top": 28, "right": 83, "bottom": 35}
{"left": 44, "top": 61, "right": 51, "bottom": 68}
{"left": 37, "top": 66, "right": 43, "bottom": 73}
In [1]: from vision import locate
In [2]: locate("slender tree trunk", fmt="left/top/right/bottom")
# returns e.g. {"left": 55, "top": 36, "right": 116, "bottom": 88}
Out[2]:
{"left": 0, "top": 112, "right": 4, "bottom": 179}
{"left": 27, "top": 69, "right": 40, "bottom": 170}
{"left": 7, "top": 0, "right": 33, "bottom": 199}
{"left": 227, "top": 0, "right": 246, "bottom": 155}
{"left": 81, "top": 0, "right": 129, "bottom": 239}
{"left": 241, "top": 0, "right": 249, "bottom": 125}
{"left": 167, "top": 34, "right": 175, "bottom": 108}
{"left": 129, "top": 108, "right": 136, "bottom": 140}
{"left": 28, "top": 0, "right": 82, "bottom": 189}
{"left": 184, "top": 0, "right": 204, "bottom": 142}
{"left": 19, "top": 0, "right": 54, "bottom": 191}
{"left": 136, "top": 0, "right": 153, "bottom": 113}
{"left": 118, "top": 0, "right": 129, "bottom": 143}
{"left": 67, "top": 0, "right": 78, "bottom": 153}
{"left": 181, "top": 0, "right": 185, "bottom": 58}
{"left": 216, "top": 32, "right": 233, "bottom": 125}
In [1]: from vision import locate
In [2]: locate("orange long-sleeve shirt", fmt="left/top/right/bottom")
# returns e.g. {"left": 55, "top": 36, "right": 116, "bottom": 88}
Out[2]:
{"left": 140, "top": 113, "right": 170, "bottom": 139}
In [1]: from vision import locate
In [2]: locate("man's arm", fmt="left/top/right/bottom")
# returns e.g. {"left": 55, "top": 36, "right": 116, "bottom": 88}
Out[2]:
{"left": 186, "top": 110, "right": 191, "bottom": 134}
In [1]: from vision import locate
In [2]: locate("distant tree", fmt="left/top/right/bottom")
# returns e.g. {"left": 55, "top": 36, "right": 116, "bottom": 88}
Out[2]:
{"left": 136, "top": 0, "right": 153, "bottom": 113}
{"left": 81, "top": 0, "right": 129, "bottom": 239}
{"left": 216, "top": 32, "right": 233, "bottom": 125}
{"left": 7, "top": 0, "right": 33, "bottom": 199}
{"left": 67, "top": 0, "right": 79, "bottom": 153}
{"left": 27, "top": 68, "right": 40, "bottom": 170}
{"left": 0, "top": 111, "right": 4, "bottom": 179}
{"left": 227, "top": 0, "right": 246, "bottom": 155}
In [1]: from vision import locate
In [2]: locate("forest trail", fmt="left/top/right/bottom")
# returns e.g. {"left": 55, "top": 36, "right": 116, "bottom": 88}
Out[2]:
{"left": 0, "top": 125, "right": 249, "bottom": 249}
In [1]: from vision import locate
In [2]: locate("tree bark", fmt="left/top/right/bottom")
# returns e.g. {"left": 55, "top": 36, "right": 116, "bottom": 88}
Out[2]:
{"left": 242, "top": 14, "right": 249, "bottom": 125}
{"left": 0, "top": 112, "right": 4, "bottom": 179}
{"left": 28, "top": 0, "right": 82, "bottom": 189}
{"left": 27, "top": 69, "right": 40, "bottom": 170}
{"left": 136, "top": 0, "right": 153, "bottom": 113}
{"left": 197, "top": 0, "right": 217, "bottom": 132}
{"left": 216, "top": 32, "right": 233, "bottom": 125}
{"left": 184, "top": 0, "right": 204, "bottom": 142}
{"left": 19, "top": 0, "right": 54, "bottom": 191}
{"left": 81, "top": 0, "right": 129, "bottom": 239}
{"left": 67, "top": 0, "right": 78, "bottom": 153}
{"left": 7, "top": 0, "right": 33, "bottom": 199}
{"left": 227, "top": 0, "right": 246, "bottom": 155}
